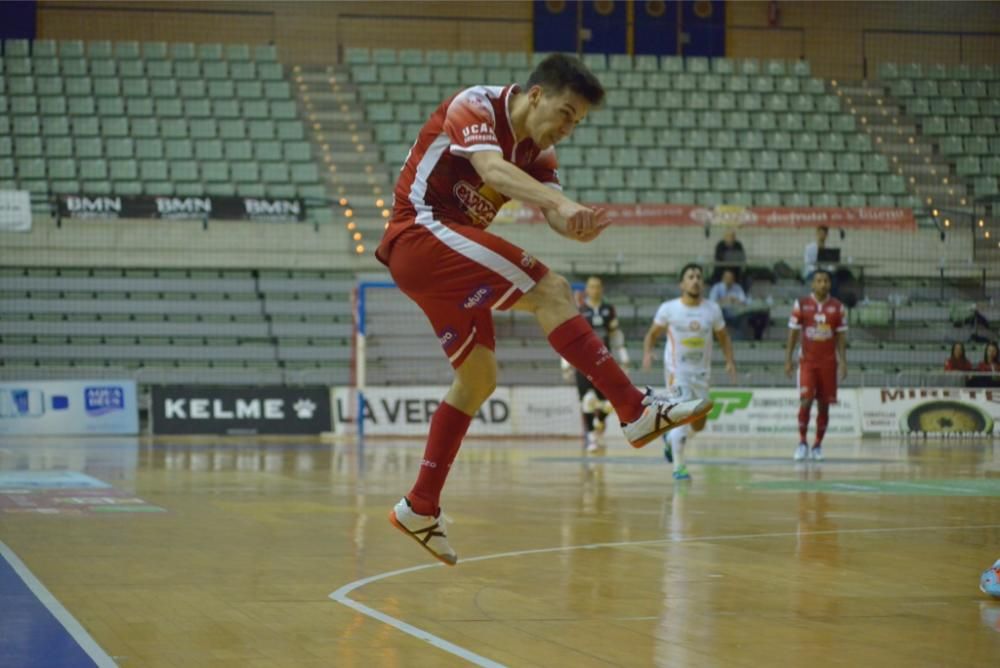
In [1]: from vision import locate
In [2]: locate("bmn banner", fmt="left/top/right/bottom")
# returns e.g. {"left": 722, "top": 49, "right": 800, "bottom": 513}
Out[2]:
{"left": 58, "top": 195, "right": 306, "bottom": 222}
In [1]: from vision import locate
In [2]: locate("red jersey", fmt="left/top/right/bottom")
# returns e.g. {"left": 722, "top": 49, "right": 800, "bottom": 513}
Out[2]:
{"left": 946, "top": 358, "right": 974, "bottom": 371}
{"left": 788, "top": 295, "right": 847, "bottom": 365}
{"left": 377, "top": 84, "right": 560, "bottom": 264}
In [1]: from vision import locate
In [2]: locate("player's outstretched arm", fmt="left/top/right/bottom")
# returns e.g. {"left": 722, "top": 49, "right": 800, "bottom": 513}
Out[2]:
{"left": 469, "top": 151, "right": 610, "bottom": 242}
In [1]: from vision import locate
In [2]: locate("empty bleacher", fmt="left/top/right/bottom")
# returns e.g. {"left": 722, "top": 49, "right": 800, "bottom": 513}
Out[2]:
{"left": 0, "top": 38, "right": 326, "bottom": 214}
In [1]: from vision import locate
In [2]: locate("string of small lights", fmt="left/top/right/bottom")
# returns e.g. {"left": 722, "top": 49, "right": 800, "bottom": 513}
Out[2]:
{"left": 291, "top": 64, "right": 394, "bottom": 256}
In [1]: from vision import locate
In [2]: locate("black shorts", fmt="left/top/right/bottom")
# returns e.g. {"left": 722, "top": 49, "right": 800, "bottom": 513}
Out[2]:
{"left": 575, "top": 370, "right": 606, "bottom": 402}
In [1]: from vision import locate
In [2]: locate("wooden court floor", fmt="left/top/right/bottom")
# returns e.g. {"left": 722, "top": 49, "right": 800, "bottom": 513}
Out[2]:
{"left": 2, "top": 434, "right": 1000, "bottom": 667}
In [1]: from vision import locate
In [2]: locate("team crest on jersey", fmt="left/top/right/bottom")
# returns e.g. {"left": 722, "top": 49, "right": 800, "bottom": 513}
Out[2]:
{"left": 454, "top": 180, "right": 503, "bottom": 227}
{"left": 520, "top": 252, "right": 537, "bottom": 269}
{"left": 689, "top": 320, "right": 702, "bottom": 331}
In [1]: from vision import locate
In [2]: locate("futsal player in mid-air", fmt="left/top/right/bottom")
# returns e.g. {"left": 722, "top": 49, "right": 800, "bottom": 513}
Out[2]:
{"left": 785, "top": 269, "right": 848, "bottom": 461}
{"left": 642, "top": 264, "right": 737, "bottom": 481}
{"left": 375, "top": 54, "right": 714, "bottom": 565}
{"left": 561, "top": 275, "right": 629, "bottom": 452}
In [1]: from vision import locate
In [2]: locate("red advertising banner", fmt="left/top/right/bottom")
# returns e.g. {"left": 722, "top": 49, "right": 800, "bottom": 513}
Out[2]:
{"left": 497, "top": 203, "right": 916, "bottom": 230}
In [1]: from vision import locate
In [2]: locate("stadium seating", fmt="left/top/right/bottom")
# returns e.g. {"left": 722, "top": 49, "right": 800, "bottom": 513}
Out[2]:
{"left": 0, "top": 266, "right": 353, "bottom": 384}
{"left": 878, "top": 61, "right": 1000, "bottom": 200}
{"left": 0, "top": 39, "right": 326, "bottom": 208}
{"left": 348, "top": 49, "right": 949, "bottom": 211}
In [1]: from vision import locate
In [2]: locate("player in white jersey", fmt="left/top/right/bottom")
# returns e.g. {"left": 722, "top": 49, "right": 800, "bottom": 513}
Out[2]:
{"left": 642, "top": 263, "right": 737, "bottom": 480}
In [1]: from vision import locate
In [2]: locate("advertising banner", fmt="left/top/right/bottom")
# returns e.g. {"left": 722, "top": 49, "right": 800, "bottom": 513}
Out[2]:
{"left": 0, "top": 190, "right": 32, "bottom": 232}
{"left": 57, "top": 195, "right": 305, "bottom": 222}
{"left": 0, "top": 380, "right": 138, "bottom": 435}
{"left": 702, "top": 387, "right": 861, "bottom": 439}
{"left": 332, "top": 386, "right": 513, "bottom": 436}
{"left": 859, "top": 387, "right": 999, "bottom": 435}
{"left": 151, "top": 386, "right": 331, "bottom": 435}
{"left": 496, "top": 202, "right": 915, "bottom": 230}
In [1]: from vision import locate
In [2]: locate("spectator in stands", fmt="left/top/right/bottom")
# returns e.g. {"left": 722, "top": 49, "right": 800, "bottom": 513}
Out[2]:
{"left": 711, "top": 229, "right": 747, "bottom": 284}
{"left": 944, "top": 342, "right": 973, "bottom": 372}
{"left": 708, "top": 269, "right": 768, "bottom": 340}
{"left": 975, "top": 341, "right": 1000, "bottom": 387}
{"left": 802, "top": 225, "right": 829, "bottom": 280}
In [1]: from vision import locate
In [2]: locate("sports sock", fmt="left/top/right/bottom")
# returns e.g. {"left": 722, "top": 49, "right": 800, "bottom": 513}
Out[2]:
{"left": 798, "top": 404, "right": 811, "bottom": 443}
{"left": 815, "top": 404, "right": 829, "bottom": 446}
{"left": 407, "top": 401, "right": 471, "bottom": 516}
{"left": 548, "top": 316, "right": 645, "bottom": 423}
{"left": 669, "top": 425, "right": 688, "bottom": 467}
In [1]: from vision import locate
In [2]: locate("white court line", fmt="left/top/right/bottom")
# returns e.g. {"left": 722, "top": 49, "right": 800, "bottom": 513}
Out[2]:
{"left": 330, "top": 523, "right": 1000, "bottom": 668}
{"left": 0, "top": 541, "right": 117, "bottom": 668}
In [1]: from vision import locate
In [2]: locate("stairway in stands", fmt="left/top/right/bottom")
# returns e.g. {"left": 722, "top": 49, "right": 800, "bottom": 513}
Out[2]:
{"left": 289, "top": 63, "right": 393, "bottom": 256}
{"left": 833, "top": 80, "right": 965, "bottom": 221}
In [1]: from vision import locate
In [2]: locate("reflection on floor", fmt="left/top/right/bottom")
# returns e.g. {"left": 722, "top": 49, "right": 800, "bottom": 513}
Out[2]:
{"left": 1, "top": 435, "right": 999, "bottom": 667}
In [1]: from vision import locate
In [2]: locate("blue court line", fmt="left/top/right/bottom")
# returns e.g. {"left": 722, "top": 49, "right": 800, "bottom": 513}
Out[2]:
{"left": 0, "top": 542, "right": 116, "bottom": 668}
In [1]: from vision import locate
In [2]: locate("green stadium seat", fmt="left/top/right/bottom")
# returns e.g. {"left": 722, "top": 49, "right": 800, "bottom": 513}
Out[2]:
{"left": 135, "top": 139, "right": 163, "bottom": 159}
{"left": 90, "top": 59, "right": 117, "bottom": 77}
{"left": 974, "top": 177, "right": 999, "bottom": 196}
{"left": 835, "top": 152, "right": 861, "bottom": 173}
{"left": 42, "top": 117, "right": 70, "bottom": 136}
{"left": 167, "top": 42, "right": 195, "bottom": 60}
{"left": 78, "top": 158, "right": 108, "bottom": 181}
{"left": 796, "top": 171, "right": 822, "bottom": 192}
{"left": 870, "top": 194, "right": 896, "bottom": 207}
{"left": 44, "top": 136, "right": 72, "bottom": 158}
{"left": 819, "top": 132, "right": 845, "bottom": 152}
{"left": 852, "top": 173, "right": 879, "bottom": 194}
{"left": 72, "top": 116, "right": 100, "bottom": 136}
{"left": 938, "top": 135, "right": 963, "bottom": 156}
{"left": 740, "top": 171, "right": 767, "bottom": 192}
{"left": 812, "top": 193, "right": 838, "bottom": 207}
{"left": 97, "top": 97, "right": 124, "bottom": 116}
{"left": 670, "top": 149, "right": 696, "bottom": 169}
{"left": 118, "top": 60, "right": 144, "bottom": 78}
{"left": 841, "top": 194, "right": 867, "bottom": 207}
{"left": 257, "top": 63, "right": 282, "bottom": 81}
{"left": 13, "top": 117, "right": 40, "bottom": 136}
{"left": 87, "top": 40, "right": 113, "bottom": 58}
{"left": 276, "top": 121, "right": 303, "bottom": 141}
{"left": 126, "top": 98, "right": 154, "bottom": 117}
{"left": 164, "top": 139, "right": 193, "bottom": 159}
{"left": 865, "top": 154, "right": 890, "bottom": 173}
{"left": 825, "top": 173, "right": 851, "bottom": 193}
{"left": 965, "top": 136, "right": 989, "bottom": 155}
{"left": 983, "top": 157, "right": 1000, "bottom": 177}
{"left": 72, "top": 137, "right": 104, "bottom": 158}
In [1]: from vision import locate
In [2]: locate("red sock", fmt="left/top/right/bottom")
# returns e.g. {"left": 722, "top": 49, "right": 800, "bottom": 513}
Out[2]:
{"left": 815, "top": 405, "right": 829, "bottom": 446}
{"left": 548, "top": 316, "right": 645, "bottom": 423}
{"left": 798, "top": 404, "right": 811, "bottom": 442}
{"left": 407, "top": 401, "right": 471, "bottom": 516}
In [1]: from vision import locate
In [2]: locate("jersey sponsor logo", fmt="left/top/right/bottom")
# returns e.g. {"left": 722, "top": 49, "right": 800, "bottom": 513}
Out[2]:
{"left": 460, "top": 122, "right": 498, "bottom": 144}
{"left": 453, "top": 180, "right": 502, "bottom": 227}
{"left": 680, "top": 336, "right": 705, "bottom": 348}
{"left": 681, "top": 351, "right": 705, "bottom": 364}
{"left": 437, "top": 326, "right": 460, "bottom": 349}
{"left": 805, "top": 324, "right": 833, "bottom": 341}
{"left": 462, "top": 285, "right": 494, "bottom": 309}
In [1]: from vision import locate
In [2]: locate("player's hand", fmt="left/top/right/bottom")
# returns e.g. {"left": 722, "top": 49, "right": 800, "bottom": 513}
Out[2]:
{"left": 560, "top": 202, "right": 611, "bottom": 242}
{"left": 642, "top": 351, "right": 653, "bottom": 371}
{"left": 840, "top": 362, "right": 848, "bottom": 381}
{"left": 726, "top": 360, "right": 738, "bottom": 382}
{"left": 784, "top": 360, "right": 794, "bottom": 378}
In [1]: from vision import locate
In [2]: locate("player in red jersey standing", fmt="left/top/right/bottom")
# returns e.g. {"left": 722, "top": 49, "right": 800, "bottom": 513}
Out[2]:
{"left": 784, "top": 269, "right": 848, "bottom": 461}
{"left": 376, "top": 54, "right": 713, "bottom": 565}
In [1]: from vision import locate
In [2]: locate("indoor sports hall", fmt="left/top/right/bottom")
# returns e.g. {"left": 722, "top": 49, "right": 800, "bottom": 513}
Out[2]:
{"left": 1, "top": 2, "right": 999, "bottom": 666}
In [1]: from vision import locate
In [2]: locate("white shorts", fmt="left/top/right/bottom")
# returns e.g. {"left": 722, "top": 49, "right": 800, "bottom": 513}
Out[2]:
{"left": 667, "top": 374, "right": 710, "bottom": 402}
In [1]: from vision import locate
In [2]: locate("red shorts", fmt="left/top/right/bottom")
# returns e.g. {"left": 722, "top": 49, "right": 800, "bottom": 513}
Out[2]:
{"left": 378, "top": 219, "right": 549, "bottom": 368}
{"left": 798, "top": 362, "right": 838, "bottom": 404}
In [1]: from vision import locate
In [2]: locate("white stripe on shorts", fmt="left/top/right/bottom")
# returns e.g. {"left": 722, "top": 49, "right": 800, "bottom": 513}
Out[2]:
{"left": 448, "top": 326, "right": 478, "bottom": 363}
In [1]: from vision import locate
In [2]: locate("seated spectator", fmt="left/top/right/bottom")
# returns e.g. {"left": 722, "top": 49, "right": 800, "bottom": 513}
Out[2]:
{"left": 711, "top": 229, "right": 747, "bottom": 284}
{"left": 802, "top": 225, "right": 829, "bottom": 280}
{"left": 973, "top": 341, "right": 1000, "bottom": 387}
{"left": 944, "top": 342, "right": 973, "bottom": 372}
{"left": 709, "top": 269, "right": 769, "bottom": 340}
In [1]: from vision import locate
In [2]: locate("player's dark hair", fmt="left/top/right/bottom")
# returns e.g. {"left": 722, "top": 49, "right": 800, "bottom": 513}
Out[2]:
{"left": 812, "top": 268, "right": 833, "bottom": 282}
{"left": 526, "top": 54, "right": 605, "bottom": 106}
{"left": 984, "top": 341, "right": 999, "bottom": 363}
{"left": 818, "top": 225, "right": 830, "bottom": 233}
{"left": 678, "top": 263, "right": 703, "bottom": 281}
